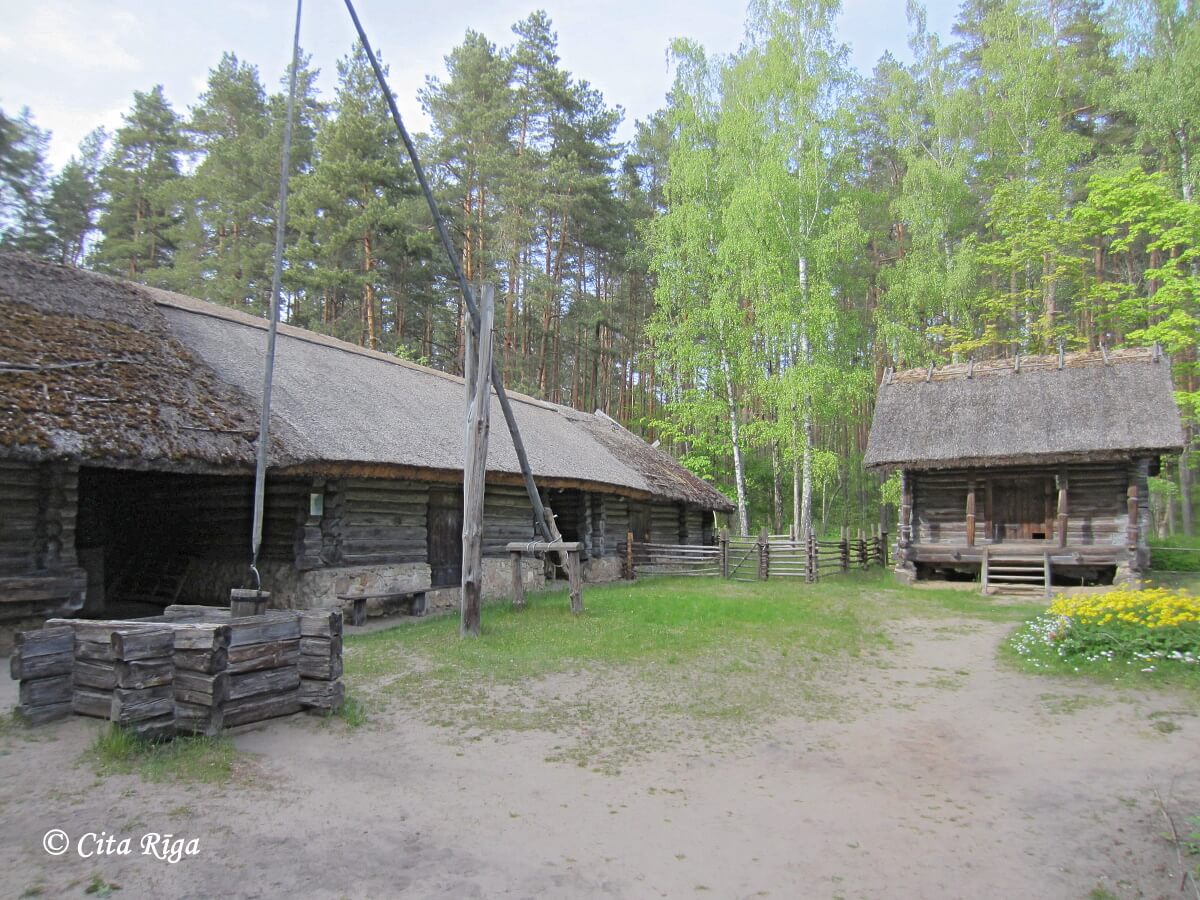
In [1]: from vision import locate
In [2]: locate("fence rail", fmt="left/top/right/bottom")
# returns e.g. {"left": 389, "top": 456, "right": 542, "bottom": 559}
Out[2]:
{"left": 623, "top": 526, "right": 889, "bottom": 583}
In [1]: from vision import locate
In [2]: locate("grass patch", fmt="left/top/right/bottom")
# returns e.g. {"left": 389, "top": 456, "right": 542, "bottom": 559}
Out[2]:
{"left": 1149, "top": 534, "right": 1200, "bottom": 572}
{"left": 87, "top": 725, "right": 238, "bottom": 784}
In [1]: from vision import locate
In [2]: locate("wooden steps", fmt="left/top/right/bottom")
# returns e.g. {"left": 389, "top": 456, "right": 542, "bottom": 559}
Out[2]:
{"left": 981, "top": 547, "right": 1052, "bottom": 597}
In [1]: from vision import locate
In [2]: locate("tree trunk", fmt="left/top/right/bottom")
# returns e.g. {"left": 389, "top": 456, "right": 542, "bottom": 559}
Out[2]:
{"left": 721, "top": 351, "right": 749, "bottom": 536}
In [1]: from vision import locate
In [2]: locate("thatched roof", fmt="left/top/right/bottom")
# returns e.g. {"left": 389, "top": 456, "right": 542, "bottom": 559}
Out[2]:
{"left": 0, "top": 253, "right": 731, "bottom": 511}
{"left": 865, "top": 348, "right": 1186, "bottom": 471}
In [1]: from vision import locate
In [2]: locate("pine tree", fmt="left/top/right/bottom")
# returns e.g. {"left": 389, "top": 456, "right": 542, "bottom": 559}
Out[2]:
{"left": 92, "top": 86, "right": 185, "bottom": 280}
{"left": 42, "top": 128, "right": 107, "bottom": 265}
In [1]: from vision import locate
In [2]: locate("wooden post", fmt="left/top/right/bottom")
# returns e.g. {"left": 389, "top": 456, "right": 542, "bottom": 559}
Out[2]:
{"left": 1043, "top": 551, "right": 1052, "bottom": 599}
{"left": 510, "top": 550, "right": 525, "bottom": 610}
{"left": 1056, "top": 469, "right": 1069, "bottom": 549}
{"left": 759, "top": 526, "right": 770, "bottom": 580}
{"left": 460, "top": 284, "right": 494, "bottom": 638}
{"left": 840, "top": 527, "right": 849, "bottom": 574}
{"left": 880, "top": 525, "right": 889, "bottom": 568}
{"left": 966, "top": 479, "right": 976, "bottom": 548}
{"left": 718, "top": 528, "right": 730, "bottom": 579}
{"left": 899, "top": 470, "right": 913, "bottom": 550}
{"left": 980, "top": 545, "right": 989, "bottom": 596}
{"left": 856, "top": 528, "right": 866, "bottom": 569}
{"left": 625, "top": 530, "right": 635, "bottom": 580}
{"left": 567, "top": 549, "right": 583, "bottom": 614}
{"left": 806, "top": 529, "right": 816, "bottom": 582}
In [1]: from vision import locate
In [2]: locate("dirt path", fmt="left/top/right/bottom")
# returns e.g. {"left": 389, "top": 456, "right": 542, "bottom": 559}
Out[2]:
{"left": 1, "top": 615, "right": 1196, "bottom": 899}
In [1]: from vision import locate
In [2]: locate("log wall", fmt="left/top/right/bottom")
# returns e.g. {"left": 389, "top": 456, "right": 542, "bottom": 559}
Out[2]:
{"left": 911, "top": 461, "right": 1150, "bottom": 549}
{"left": 0, "top": 460, "right": 86, "bottom": 624}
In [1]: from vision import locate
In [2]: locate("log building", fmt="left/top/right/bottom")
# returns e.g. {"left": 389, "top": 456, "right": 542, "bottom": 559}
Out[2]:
{"left": 0, "top": 254, "right": 731, "bottom": 629}
{"left": 865, "top": 349, "right": 1185, "bottom": 592}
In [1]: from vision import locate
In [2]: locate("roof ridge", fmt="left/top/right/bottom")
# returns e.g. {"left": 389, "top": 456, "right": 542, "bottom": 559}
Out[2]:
{"left": 142, "top": 284, "right": 563, "bottom": 413}
{"left": 888, "top": 347, "right": 1156, "bottom": 386}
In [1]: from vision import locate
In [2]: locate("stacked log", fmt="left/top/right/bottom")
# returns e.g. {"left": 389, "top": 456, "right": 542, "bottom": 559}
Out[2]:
{"left": 48, "top": 620, "right": 176, "bottom": 739}
{"left": 214, "top": 610, "right": 304, "bottom": 728}
{"left": 172, "top": 624, "right": 232, "bottom": 736}
{"left": 11, "top": 626, "right": 74, "bottom": 724}
{"left": 297, "top": 609, "right": 345, "bottom": 713}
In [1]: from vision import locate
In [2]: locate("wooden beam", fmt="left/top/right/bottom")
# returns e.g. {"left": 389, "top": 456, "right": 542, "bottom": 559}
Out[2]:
{"left": 966, "top": 478, "right": 976, "bottom": 548}
{"left": 567, "top": 549, "right": 583, "bottom": 615}
{"left": 1056, "top": 469, "right": 1068, "bottom": 548}
{"left": 460, "top": 284, "right": 494, "bottom": 638}
{"left": 510, "top": 550, "right": 525, "bottom": 610}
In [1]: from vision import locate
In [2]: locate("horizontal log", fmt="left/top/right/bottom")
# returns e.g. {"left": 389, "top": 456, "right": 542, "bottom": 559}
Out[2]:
{"left": 74, "top": 659, "right": 117, "bottom": 690}
{"left": 11, "top": 647, "right": 72, "bottom": 680}
{"left": 228, "top": 666, "right": 301, "bottom": 701}
{"left": 16, "top": 700, "right": 72, "bottom": 725}
{"left": 298, "top": 656, "right": 342, "bottom": 680}
{"left": 120, "top": 715, "right": 176, "bottom": 741}
{"left": 298, "top": 609, "right": 343, "bottom": 638}
{"left": 300, "top": 679, "right": 345, "bottom": 711}
{"left": 45, "top": 619, "right": 161, "bottom": 641}
{"left": 112, "top": 628, "right": 174, "bottom": 661}
{"left": 116, "top": 657, "right": 173, "bottom": 690}
{"left": 171, "top": 624, "right": 232, "bottom": 651}
{"left": 174, "top": 670, "right": 230, "bottom": 705}
{"left": 173, "top": 647, "right": 228, "bottom": 674}
{"left": 112, "top": 685, "right": 174, "bottom": 723}
{"left": 175, "top": 702, "right": 225, "bottom": 736}
{"left": 223, "top": 688, "right": 302, "bottom": 728}
{"left": 227, "top": 640, "right": 300, "bottom": 675}
{"left": 21, "top": 674, "right": 73, "bottom": 707}
{"left": 72, "top": 688, "right": 113, "bottom": 719}
{"left": 300, "top": 636, "right": 342, "bottom": 657}
{"left": 74, "top": 639, "right": 116, "bottom": 662}
{"left": 15, "top": 626, "right": 73, "bottom": 658}
{"left": 228, "top": 614, "right": 300, "bottom": 648}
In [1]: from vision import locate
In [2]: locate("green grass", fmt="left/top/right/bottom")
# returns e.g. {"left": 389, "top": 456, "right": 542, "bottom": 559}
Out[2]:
{"left": 1149, "top": 534, "right": 1200, "bottom": 572}
{"left": 86, "top": 725, "right": 239, "bottom": 784}
{"left": 340, "top": 571, "right": 1027, "bottom": 770}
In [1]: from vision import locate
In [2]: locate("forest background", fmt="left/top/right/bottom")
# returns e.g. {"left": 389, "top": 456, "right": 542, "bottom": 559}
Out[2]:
{"left": 1, "top": 0, "right": 1197, "bottom": 539}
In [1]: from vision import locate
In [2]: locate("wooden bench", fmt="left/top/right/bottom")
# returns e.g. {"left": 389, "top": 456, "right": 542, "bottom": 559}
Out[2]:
{"left": 336, "top": 590, "right": 427, "bottom": 626}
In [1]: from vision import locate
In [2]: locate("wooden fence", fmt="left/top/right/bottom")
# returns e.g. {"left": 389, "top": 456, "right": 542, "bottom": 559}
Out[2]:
{"left": 623, "top": 526, "right": 888, "bottom": 582}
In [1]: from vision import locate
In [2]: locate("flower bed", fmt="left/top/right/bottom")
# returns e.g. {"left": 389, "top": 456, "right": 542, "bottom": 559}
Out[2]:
{"left": 1010, "top": 587, "right": 1200, "bottom": 672}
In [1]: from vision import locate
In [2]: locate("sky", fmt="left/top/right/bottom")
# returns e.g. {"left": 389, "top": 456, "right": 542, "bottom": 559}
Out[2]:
{"left": 0, "top": 0, "right": 961, "bottom": 171}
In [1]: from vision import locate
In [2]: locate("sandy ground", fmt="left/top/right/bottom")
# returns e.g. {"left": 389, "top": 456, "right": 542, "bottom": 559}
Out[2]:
{"left": 0, "top": 615, "right": 1197, "bottom": 900}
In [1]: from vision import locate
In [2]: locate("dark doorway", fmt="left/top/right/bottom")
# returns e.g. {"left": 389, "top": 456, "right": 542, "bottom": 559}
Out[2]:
{"left": 992, "top": 477, "right": 1053, "bottom": 541}
{"left": 427, "top": 488, "right": 463, "bottom": 588}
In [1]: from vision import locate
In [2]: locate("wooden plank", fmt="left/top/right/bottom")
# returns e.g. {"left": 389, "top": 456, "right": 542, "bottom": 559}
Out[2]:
{"left": 120, "top": 715, "right": 176, "bottom": 741}
{"left": 112, "top": 685, "right": 174, "bottom": 723}
{"left": 223, "top": 688, "right": 302, "bottom": 727}
{"left": 171, "top": 624, "right": 232, "bottom": 651}
{"left": 228, "top": 614, "right": 301, "bottom": 648}
{"left": 228, "top": 666, "right": 301, "bottom": 701}
{"left": 299, "top": 636, "right": 342, "bottom": 657}
{"left": 299, "top": 679, "right": 345, "bottom": 711}
{"left": 72, "top": 688, "right": 114, "bottom": 719}
{"left": 173, "top": 647, "right": 229, "bottom": 674}
{"left": 74, "top": 659, "right": 117, "bottom": 690}
{"left": 20, "top": 674, "right": 73, "bottom": 707}
{"left": 175, "top": 702, "right": 225, "bottom": 736}
{"left": 227, "top": 639, "right": 300, "bottom": 675}
{"left": 510, "top": 550, "right": 525, "bottom": 610}
{"left": 174, "top": 670, "right": 230, "bottom": 705}
{"left": 298, "top": 609, "right": 343, "bottom": 638}
{"left": 11, "top": 647, "right": 72, "bottom": 680}
{"left": 116, "top": 658, "right": 173, "bottom": 690}
{"left": 14, "top": 626, "right": 73, "bottom": 658}
{"left": 112, "top": 628, "right": 174, "bottom": 661}
{"left": 16, "top": 701, "right": 73, "bottom": 725}
{"left": 567, "top": 549, "right": 583, "bottom": 615}
{"left": 298, "top": 655, "right": 342, "bottom": 680}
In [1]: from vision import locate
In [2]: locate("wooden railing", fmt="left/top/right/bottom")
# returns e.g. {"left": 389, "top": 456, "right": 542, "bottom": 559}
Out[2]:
{"left": 624, "top": 526, "right": 888, "bottom": 582}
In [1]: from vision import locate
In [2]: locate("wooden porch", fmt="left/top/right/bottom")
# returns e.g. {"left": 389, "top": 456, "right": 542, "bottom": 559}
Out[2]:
{"left": 911, "top": 541, "right": 1127, "bottom": 596}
